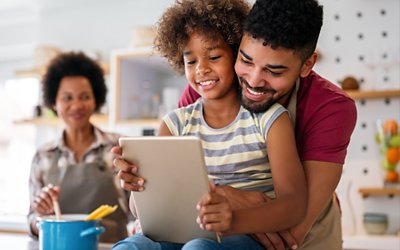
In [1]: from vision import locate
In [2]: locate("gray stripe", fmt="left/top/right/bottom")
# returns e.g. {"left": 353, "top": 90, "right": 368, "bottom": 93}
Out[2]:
{"left": 203, "top": 142, "right": 265, "bottom": 157}
{"left": 168, "top": 111, "right": 183, "bottom": 135}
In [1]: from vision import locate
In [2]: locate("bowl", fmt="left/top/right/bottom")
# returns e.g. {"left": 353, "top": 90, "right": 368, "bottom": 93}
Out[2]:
{"left": 363, "top": 213, "right": 388, "bottom": 235}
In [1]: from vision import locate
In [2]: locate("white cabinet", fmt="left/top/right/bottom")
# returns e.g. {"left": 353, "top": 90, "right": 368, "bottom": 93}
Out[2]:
{"left": 109, "top": 47, "right": 187, "bottom": 130}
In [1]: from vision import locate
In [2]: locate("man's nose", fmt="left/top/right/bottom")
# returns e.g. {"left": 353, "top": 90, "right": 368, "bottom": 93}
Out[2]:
{"left": 246, "top": 69, "right": 265, "bottom": 88}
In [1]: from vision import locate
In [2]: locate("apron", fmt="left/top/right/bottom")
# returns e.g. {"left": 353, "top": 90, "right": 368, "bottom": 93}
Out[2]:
{"left": 287, "top": 80, "right": 343, "bottom": 249}
{"left": 298, "top": 196, "right": 343, "bottom": 250}
{"left": 44, "top": 150, "right": 128, "bottom": 243}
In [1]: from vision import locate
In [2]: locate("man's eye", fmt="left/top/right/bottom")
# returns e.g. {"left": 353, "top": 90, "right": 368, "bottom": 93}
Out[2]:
{"left": 185, "top": 60, "right": 195, "bottom": 65}
{"left": 240, "top": 58, "right": 251, "bottom": 64}
{"left": 269, "top": 71, "right": 283, "bottom": 76}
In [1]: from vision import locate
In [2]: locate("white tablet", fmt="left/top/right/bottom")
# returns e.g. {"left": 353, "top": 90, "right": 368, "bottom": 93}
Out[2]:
{"left": 119, "top": 136, "right": 216, "bottom": 243}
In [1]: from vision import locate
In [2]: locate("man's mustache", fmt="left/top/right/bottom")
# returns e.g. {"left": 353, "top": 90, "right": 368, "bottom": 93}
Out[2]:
{"left": 239, "top": 77, "right": 276, "bottom": 94}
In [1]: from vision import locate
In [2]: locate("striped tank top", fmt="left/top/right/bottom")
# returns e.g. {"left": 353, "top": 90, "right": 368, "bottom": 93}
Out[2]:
{"left": 163, "top": 99, "right": 287, "bottom": 197}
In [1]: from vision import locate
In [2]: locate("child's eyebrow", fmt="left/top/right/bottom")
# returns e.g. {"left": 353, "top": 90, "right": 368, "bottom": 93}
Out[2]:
{"left": 183, "top": 45, "right": 220, "bottom": 56}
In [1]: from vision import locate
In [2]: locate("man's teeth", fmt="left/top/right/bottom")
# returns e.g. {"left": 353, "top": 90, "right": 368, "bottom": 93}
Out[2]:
{"left": 199, "top": 80, "right": 215, "bottom": 86}
{"left": 247, "top": 87, "right": 264, "bottom": 96}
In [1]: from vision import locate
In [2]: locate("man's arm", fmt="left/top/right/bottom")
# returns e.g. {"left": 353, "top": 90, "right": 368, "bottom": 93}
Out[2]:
{"left": 213, "top": 160, "right": 342, "bottom": 249}
{"left": 288, "top": 161, "right": 342, "bottom": 244}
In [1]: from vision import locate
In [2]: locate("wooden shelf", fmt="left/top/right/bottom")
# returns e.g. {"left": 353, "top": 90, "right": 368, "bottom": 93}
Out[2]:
{"left": 15, "top": 62, "right": 110, "bottom": 77}
{"left": 13, "top": 114, "right": 109, "bottom": 127}
{"left": 346, "top": 89, "right": 400, "bottom": 100}
{"left": 116, "top": 119, "right": 160, "bottom": 127}
{"left": 359, "top": 187, "right": 400, "bottom": 198}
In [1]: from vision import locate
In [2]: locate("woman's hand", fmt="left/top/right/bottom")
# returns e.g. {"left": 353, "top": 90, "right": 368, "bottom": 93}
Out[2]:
{"left": 196, "top": 183, "right": 233, "bottom": 234}
{"left": 32, "top": 184, "right": 60, "bottom": 216}
{"left": 111, "top": 146, "right": 145, "bottom": 192}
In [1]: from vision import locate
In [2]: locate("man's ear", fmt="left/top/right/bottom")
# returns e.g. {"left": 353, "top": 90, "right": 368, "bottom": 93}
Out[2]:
{"left": 300, "top": 52, "right": 318, "bottom": 77}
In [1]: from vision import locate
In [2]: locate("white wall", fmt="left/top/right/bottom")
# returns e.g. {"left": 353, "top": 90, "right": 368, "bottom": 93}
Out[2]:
{"left": 0, "top": 0, "right": 178, "bottom": 82}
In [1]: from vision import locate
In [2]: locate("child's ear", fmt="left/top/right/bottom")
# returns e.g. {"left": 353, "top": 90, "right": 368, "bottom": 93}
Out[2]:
{"left": 300, "top": 52, "right": 318, "bottom": 78}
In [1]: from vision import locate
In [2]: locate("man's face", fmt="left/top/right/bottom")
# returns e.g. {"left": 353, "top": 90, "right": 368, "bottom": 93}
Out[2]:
{"left": 234, "top": 34, "right": 308, "bottom": 112}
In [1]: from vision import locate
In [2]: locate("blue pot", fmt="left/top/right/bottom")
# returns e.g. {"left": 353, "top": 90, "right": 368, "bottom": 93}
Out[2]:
{"left": 38, "top": 214, "right": 105, "bottom": 250}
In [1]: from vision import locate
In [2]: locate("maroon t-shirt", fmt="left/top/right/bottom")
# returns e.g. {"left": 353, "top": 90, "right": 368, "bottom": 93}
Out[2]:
{"left": 178, "top": 71, "right": 357, "bottom": 164}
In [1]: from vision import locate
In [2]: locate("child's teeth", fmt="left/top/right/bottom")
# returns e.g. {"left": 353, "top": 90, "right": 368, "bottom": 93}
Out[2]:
{"left": 200, "top": 80, "right": 214, "bottom": 86}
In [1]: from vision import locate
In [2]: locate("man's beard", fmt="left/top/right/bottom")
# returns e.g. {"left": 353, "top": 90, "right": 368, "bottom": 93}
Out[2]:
{"left": 238, "top": 77, "right": 278, "bottom": 113}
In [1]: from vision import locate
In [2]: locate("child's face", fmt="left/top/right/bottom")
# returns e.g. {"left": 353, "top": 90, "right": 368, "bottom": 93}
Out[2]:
{"left": 183, "top": 32, "right": 236, "bottom": 100}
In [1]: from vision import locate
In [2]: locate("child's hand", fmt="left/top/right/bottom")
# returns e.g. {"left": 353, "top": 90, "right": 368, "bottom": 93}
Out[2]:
{"left": 196, "top": 182, "right": 232, "bottom": 233}
{"left": 111, "top": 146, "right": 145, "bottom": 192}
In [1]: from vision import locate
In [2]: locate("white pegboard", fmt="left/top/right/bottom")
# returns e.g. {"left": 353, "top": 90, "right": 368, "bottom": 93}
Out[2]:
{"left": 315, "top": 0, "right": 400, "bottom": 90}
{"left": 311, "top": 0, "right": 400, "bottom": 237}
{"left": 337, "top": 98, "right": 400, "bottom": 236}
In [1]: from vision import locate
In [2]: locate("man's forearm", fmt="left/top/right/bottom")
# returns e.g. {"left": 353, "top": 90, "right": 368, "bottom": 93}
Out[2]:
{"left": 296, "top": 161, "right": 343, "bottom": 238}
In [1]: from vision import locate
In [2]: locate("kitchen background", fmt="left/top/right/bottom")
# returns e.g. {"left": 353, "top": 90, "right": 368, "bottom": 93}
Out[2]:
{"left": 0, "top": 0, "right": 399, "bottom": 249}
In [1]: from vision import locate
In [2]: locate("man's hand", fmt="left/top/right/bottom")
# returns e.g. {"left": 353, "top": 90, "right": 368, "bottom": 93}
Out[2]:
{"left": 111, "top": 146, "right": 145, "bottom": 192}
{"left": 252, "top": 222, "right": 309, "bottom": 250}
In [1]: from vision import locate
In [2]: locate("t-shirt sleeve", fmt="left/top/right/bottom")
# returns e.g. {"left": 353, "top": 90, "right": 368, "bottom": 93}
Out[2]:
{"left": 162, "top": 109, "right": 183, "bottom": 136}
{"left": 300, "top": 98, "right": 357, "bottom": 164}
{"left": 178, "top": 84, "right": 201, "bottom": 108}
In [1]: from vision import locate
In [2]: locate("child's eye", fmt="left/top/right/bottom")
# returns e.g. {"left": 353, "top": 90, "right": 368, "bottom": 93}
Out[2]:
{"left": 209, "top": 55, "right": 221, "bottom": 61}
{"left": 185, "top": 60, "right": 196, "bottom": 65}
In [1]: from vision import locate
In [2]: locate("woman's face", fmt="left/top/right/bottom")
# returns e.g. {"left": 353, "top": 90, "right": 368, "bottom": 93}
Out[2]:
{"left": 54, "top": 76, "right": 96, "bottom": 130}
{"left": 183, "top": 32, "right": 236, "bottom": 101}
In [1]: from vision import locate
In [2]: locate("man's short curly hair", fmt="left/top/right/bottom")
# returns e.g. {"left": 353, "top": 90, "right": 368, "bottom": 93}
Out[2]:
{"left": 244, "top": 0, "right": 323, "bottom": 62}
{"left": 154, "top": 0, "right": 250, "bottom": 74}
{"left": 42, "top": 51, "right": 107, "bottom": 112}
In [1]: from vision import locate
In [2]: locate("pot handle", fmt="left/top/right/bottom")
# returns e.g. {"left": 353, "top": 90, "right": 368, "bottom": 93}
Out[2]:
{"left": 80, "top": 226, "right": 105, "bottom": 238}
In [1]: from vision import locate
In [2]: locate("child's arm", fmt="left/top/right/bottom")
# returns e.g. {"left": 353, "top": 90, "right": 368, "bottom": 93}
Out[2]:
{"left": 157, "top": 121, "right": 173, "bottom": 136}
{"left": 233, "top": 112, "right": 307, "bottom": 233}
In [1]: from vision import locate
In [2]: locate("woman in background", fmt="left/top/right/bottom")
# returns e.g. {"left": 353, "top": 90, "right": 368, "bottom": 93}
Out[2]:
{"left": 28, "top": 52, "right": 129, "bottom": 243}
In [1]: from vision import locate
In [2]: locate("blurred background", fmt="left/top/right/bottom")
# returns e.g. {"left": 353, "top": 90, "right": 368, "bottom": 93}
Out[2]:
{"left": 0, "top": 0, "right": 399, "bottom": 249}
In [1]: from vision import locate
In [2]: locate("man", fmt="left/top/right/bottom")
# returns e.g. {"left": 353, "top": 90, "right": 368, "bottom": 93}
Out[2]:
{"left": 114, "top": 0, "right": 357, "bottom": 249}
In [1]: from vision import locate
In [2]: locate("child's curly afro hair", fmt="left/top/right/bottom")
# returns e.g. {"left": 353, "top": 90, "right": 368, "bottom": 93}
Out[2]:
{"left": 154, "top": 0, "right": 250, "bottom": 74}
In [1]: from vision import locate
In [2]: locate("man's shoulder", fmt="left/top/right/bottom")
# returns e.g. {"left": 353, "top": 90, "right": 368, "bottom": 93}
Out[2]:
{"left": 300, "top": 71, "right": 354, "bottom": 105}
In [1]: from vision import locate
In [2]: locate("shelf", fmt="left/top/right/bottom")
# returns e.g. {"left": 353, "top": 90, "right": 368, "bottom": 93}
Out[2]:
{"left": 15, "top": 62, "right": 110, "bottom": 77}
{"left": 346, "top": 89, "right": 400, "bottom": 100}
{"left": 359, "top": 187, "right": 400, "bottom": 198}
{"left": 116, "top": 119, "right": 160, "bottom": 127}
{"left": 109, "top": 47, "right": 186, "bottom": 125}
{"left": 13, "top": 114, "right": 109, "bottom": 127}
{"left": 343, "top": 234, "right": 400, "bottom": 250}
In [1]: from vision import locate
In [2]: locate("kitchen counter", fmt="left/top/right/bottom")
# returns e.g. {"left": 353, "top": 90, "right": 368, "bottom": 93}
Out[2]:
{"left": 343, "top": 234, "right": 400, "bottom": 250}
{"left": 0, "top": 232, "right": 113, "bottom": 250}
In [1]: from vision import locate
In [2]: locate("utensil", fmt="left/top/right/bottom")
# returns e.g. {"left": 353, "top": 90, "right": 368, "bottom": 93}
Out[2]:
{"left": 53, "top": 200, "right": 61, "bottom": 220}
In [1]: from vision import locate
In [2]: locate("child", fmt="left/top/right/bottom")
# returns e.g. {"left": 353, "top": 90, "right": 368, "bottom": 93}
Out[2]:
{"left": 112, "top": 0, "right": 307, "bottom": 249}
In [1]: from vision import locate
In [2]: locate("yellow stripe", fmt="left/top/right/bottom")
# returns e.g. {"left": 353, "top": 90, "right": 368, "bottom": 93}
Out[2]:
{"left": 205, "top": 151, "right": 266, "bottom": 166}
